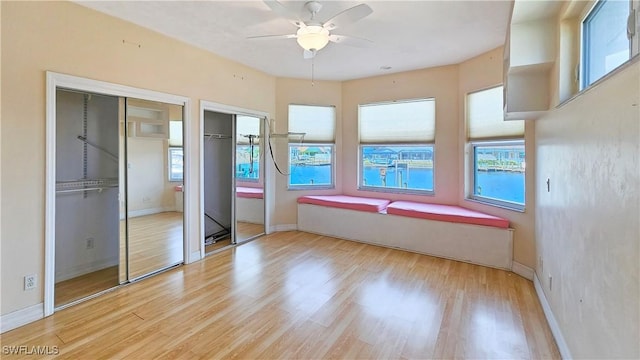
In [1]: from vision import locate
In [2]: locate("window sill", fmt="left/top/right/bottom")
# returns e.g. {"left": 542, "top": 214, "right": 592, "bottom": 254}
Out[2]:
{"left": 558, "top": 54, "right": 639, "bottom": 109}
{"left": 358, "top": 186, "right": 435, "bottom": 197}
{"left": 288, "top": 185, "right": 335, "bottom": 191}
{"left": 465, "top": 197, "right": 525, "bottom": 213}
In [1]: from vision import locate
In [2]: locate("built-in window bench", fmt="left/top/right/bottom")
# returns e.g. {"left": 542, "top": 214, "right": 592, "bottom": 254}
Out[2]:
{"left": 297, "top": 195, "right": 513, "bottom": 270}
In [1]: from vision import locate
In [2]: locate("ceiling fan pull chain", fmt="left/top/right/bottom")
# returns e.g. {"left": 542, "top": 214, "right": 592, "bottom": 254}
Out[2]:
{"left": 311, "top": 57, "right": 315, "bottom": 86}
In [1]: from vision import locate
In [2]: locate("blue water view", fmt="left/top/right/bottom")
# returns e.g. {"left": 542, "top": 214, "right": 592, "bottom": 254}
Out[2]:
{"left": 475, "top": 170, "right": 525, "bottom": 204}
{"left": 290, "top": 165, "right": 524, "bottom": 204}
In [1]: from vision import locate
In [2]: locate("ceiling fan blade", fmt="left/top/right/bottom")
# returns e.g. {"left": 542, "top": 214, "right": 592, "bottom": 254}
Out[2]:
{"left": 247, "top": 34, "right": 297, "bottom": 40}
{"left": 303, "top": 49, "right": 317, "bottom": 60}
{"left": 328, "top": 34, "right": 374, "bottom": 48}
{"left": 322, "top": 4, "right": 373, "bottom": 31}
{"left": 263, "top": 0, "right": 306, "bottom": 28}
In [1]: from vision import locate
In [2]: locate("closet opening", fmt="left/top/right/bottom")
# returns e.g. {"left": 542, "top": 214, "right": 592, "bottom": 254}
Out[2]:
{"left": 45, "top": 72, "right": 192, "bottom": 316}
{"left": 201, "top": 103, "right": 268, "bottom": 257}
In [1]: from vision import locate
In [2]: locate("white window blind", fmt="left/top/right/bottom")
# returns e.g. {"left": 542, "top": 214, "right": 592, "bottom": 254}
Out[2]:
{"left": 168, "top": 120, "right": 182, "bottom": 147}
{"left": 288, "top": 104, "right": 336, "bottom": 143}
{"left": 467, "top": 86, "right": 524, "bottom": 140}
{"left": 359, "top": 99, "right": 435, "bottom": 143}
{"left": 236, "top": 115, "right": 261, "bottom": 145}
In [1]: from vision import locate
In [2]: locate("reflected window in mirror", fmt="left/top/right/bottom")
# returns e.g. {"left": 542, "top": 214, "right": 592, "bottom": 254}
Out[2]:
{"left": 168, "top": 120, "right": 183, "bottom": 182}
{"left": 236, "top": 115, "right": 261, "bottom": 183}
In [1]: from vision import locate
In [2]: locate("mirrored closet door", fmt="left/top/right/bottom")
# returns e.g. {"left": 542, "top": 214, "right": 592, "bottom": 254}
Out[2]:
{"left": 54, "top": 89, "right": 185, "bottom": 307}
{"left": 125, "top": 98, "right": 184, "bottom": 280}
{"left": 234, "top": 115, "right": 265, "bottom": 243}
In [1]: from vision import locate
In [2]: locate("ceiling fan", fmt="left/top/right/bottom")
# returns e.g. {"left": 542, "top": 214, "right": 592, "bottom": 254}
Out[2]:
{"left": 249, "top": 0, "right": 374, "bottom": 59}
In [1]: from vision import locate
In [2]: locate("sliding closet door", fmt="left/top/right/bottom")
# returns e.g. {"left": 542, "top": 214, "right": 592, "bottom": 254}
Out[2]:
{"left": 54, "top": 89, "right": 120, "bottom": 307}
{"left": 234, "top": 115, "right": 266, "bottom": 243}
{"left": 125, "top": 98, "right": 184, "bottom": 280}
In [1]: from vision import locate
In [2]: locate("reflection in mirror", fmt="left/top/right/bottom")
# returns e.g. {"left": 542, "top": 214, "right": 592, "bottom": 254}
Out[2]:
{"left": 235, "top": 115, "right": 265, "bottom": 243}
{"left": 125, "top": 99, "right": 184, "bottom": 280}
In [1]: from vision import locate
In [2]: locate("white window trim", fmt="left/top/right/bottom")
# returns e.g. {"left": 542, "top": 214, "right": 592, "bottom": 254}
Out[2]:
{"left": 466, "top": 139, "right": 525, "bottom": 212}
{"left": 580, "top": 0, "right": 638, "bottom": 90}
{"left": 287, "top": 143, "right": 336, "bottom": 190}
{"left": 358, "top": 144, "right": 435, "bottom": 196}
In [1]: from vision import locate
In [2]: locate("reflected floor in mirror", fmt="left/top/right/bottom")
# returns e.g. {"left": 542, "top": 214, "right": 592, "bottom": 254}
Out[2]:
{"left": 236, "top": 221, "right": 264, "bottom": 243}
{"left": 17, "top": 231, "right": 560, "bottom": 359}
{"left": 121, "top": 211, "right": 184, "bottom": 280}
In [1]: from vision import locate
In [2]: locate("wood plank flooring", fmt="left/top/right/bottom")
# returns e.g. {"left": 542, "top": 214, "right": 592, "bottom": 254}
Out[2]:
{"left": 54, "top": 266, "right": 119, "bottom": 307}
{"left": 2, "top": 231, "right": 560, "bottom": 359}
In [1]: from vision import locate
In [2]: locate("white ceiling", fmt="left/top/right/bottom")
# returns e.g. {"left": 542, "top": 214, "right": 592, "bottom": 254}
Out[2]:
{"left": 77, "top": 0, "right": 514, "bottom": 81}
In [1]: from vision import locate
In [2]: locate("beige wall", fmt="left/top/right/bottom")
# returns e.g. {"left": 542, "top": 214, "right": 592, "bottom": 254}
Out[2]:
{"left": 536, "top": 60, "right": 639, "bottom": 358}
{"left": 1, "top": 1, "right": 275, "bottom": 315}
{"left": 342, "top": 66, "right": 460, "bottom": 205}
{"left": 273, "top": 78, "right": 343, "bottom": 226}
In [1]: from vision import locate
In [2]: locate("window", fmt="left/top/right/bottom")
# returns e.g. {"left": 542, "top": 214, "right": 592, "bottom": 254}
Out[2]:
{"left": 358, "top": 99, "right": 435, "bottom": 194}
{"left": 467, "top": 86, "right": 525, "bottom": 210}
{"left": 168, "top": 147, "right": 183, "bottom": 182}
{"left": 168, "top": 120, "right": 183, "bottom": 182}
{"left": 582, "top": 0, "right": 634, "bottom": 88}
{"left": 236, "top": 115, "right": 261, "bottom": 181}
{"left": 288, "top": 104, "right": 336, "bottom": 188}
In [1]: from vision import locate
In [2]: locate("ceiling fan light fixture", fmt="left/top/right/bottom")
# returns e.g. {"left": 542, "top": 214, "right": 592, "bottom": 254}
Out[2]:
{"left": 296, "top": 25, "right": 330, "bottom": 51}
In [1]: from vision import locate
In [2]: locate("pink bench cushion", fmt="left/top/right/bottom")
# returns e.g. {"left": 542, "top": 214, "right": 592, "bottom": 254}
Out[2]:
{"left": 297, "top": 195, "right": 390, "bottom": 213}
{"left": 236, "top": 187, "right": 263, "bottom": 199}
{"left": 387, "top": 201, "right": 509, "bottom": 229}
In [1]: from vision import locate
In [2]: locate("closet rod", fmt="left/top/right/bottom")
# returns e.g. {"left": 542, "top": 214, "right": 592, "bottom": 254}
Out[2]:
{"left": 204, "top": 133, "right": 232, "bottom": 140}
{"left": 76, "top": 136, "right": 118, "bottom": 161}
{"left": 56, "top": 187, "right": 110, "bottom": 194}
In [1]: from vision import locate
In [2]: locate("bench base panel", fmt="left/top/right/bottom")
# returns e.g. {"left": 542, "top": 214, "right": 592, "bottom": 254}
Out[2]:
{"left": 298, "top": 204, "right": 513, "bottom": 270}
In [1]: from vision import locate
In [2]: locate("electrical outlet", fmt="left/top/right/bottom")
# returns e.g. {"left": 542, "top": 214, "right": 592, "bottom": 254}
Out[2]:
{"left": 24, "top": 274, "right": 37, "bottom": 290}
{"left": 86, "top": 237, "right": 95, "bottom": 249}
{"left": 142, "top": 196, "right": 151, "bottom": 203}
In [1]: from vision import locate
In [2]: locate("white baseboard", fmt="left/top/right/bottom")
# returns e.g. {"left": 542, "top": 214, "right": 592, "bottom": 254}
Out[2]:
{"left": 511, "top": 261, "right": 534, "bottom": 280}
{"left": 128, "top": 206, "right": 175, "bottom": 218}
{"left": 534, "top": 273, "right": 572, "bottom": 359}
{"left": 55, "top": 256, "right": 118, "bottom": 282}
{"left": 188, "top": 250, "right": 202, "bottom": 263}
{"left": 270, "top": 224, "right": 297, "bottom": 232}
{"left": 0, "top": 303, "right": 44, "bottom": 333}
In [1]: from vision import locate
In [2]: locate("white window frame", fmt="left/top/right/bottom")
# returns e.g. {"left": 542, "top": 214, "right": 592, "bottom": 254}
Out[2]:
{"left": 466, "top": 85, "right": 525, "bottom": 212}
{"left": 357, "top": 98, "right": 436, "bottom": 196}
{"left": 467, "top": 140, "right": 525, "bottom": 212}
{"left": 287, "top": 104, "right": 336, "bottom": 190}
{"left": 358, "top": 144, "right": 435, "bottom": 195}
{"left": 288, "top": 143, "right": 335, "bottom": 190}
{"left": 580, "top": 0, "right": 639, "bottom": 90}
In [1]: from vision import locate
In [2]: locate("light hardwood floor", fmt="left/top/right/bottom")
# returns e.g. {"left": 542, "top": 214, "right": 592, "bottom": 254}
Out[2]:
{"left": 3, "top": 231, "right": 560, "bottom": 359}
